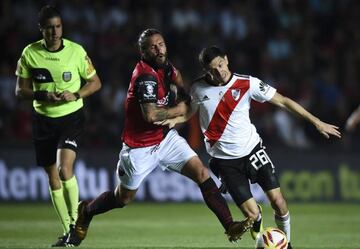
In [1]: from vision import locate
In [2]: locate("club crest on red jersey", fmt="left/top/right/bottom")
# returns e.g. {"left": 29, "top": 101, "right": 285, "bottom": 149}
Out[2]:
{"left": 231, "top": 89, "right": 241, "bottom": 101}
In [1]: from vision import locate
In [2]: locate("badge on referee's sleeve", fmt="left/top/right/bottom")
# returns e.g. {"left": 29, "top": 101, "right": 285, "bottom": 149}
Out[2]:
{"left": 85, "top": 55, "right": 95, "bottom": 75}
{"left": 62, "top": 72, "right": 72, "bottom": 82}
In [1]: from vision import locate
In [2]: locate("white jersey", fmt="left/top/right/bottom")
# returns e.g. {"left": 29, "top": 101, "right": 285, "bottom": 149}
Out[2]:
{"left": 190, "top": 73, "right": 276, "bottom": 159}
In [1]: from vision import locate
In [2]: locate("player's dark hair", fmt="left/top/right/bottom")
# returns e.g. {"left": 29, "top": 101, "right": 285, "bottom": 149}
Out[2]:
{"left": 138, "top": 28, "right": 162, "bottom": 52}
{"left": 38, "top": 5, "right": 61, "bottom": 28}
{"left": 199, "top": 46, "right": 226, "bottom": 68}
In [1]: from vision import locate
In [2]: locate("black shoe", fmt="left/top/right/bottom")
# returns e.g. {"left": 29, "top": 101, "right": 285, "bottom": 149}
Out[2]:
{"left": 65, "top": 224, "right": 82, "bottom": 247}
{"left": 51, "top": 233, "right": 68, "bottom": 247}
{"left": 287, "top": 242, "right": 293, "bottom": 249}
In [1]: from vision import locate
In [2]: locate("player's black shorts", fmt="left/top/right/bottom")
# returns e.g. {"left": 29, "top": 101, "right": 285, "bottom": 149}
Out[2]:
{"left": 209, "top": 142, "right": 280, "bottom": 206}
{"left": 32, "top": 108, "right": 85, "bottom": 167}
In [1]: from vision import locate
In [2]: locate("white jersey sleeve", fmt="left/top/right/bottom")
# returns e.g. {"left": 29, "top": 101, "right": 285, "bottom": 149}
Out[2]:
{"left": 189, "top": 84, "right": 200, "bottom": 112}
{"left": 249, "top": 76, "right": 277, "bottom": 103}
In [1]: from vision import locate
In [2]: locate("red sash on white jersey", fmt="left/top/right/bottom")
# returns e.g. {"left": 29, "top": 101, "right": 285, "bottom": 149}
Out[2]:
{"left": 204, "top": 79, "right": 250, "bottom": 147}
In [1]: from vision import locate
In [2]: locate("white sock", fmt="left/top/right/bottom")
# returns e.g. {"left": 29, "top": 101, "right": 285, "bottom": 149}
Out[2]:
{"left": 274, "top": 212, "right": 291, "bottom": 242}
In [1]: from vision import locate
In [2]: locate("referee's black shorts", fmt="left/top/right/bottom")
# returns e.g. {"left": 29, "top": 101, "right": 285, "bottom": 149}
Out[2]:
{"left": 209, "top": 142, "right": 280, "bottom": 206}
{"left": 32, "top": 108, "right": 85, "bottom": 167}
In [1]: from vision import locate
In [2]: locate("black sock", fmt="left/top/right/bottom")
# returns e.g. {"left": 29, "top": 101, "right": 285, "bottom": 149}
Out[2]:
{"left": 199, "top": 177, "right": 233, "bottom": 230}
{"left": 86, "top": 191, "right": 124, "bottom": 217}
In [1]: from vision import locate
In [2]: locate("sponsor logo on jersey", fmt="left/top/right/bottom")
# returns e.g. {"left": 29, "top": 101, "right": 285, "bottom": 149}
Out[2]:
{"left": 192, "top": 95, "right": 209, "bottom": 104}
{"left": 45, "top": 57, "right": 60, "bottom": 61}
{"left": 35, "top": 74, "right": 46, "bottom": 81}
{"left": 231, "top": 89, "right": 241, "bottom": 101}
{"left": 259, "top": 81, "right": 269, "bottom": 93}
{"left": 157, "top": 92, "right": 170, "bottom": 106}
{"left": 219, "top": 91, "right": 225, "bottom": 101}
{"left": 62, "top": 72, "right": 72, "bottom": 82}
{"left": 202, "top": 95, "right": 209, "bottom": 101}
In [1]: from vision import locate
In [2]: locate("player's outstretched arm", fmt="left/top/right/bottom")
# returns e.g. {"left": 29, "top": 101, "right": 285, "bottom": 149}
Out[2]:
{"left": 154, "top": 102, "right": 198, "bottom": 128}
{"left": 345, "top": 105, "right": 360, "bottom": 132}
{"left": 140, "top": 101, "right": 188, "bottom": 123}
{"left": 269, "top": 92, "right": 341, "bottom": 139}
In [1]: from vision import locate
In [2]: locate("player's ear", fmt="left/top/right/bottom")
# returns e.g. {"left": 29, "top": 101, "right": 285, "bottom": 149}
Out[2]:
{"left": 224, "top": 55, "right": 229, "bottom": 65}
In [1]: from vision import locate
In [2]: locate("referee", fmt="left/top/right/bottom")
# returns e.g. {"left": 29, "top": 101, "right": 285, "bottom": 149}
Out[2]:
{"left": 15, "top": 5, "right": 101, "bottom": 247}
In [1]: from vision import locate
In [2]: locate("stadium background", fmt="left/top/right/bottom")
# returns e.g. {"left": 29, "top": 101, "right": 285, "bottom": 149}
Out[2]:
{"left": 0, "top": 0, "right": 359, "bottom": 203}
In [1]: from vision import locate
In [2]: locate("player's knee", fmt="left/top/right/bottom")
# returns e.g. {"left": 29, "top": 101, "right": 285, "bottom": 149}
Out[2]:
{"left": 116, "top": 192, "right": 135, "bottom": 207}
{"left": 195, "top": 166, "right": 210, "bottom": 184}
{"left": 118, "top": 198, "right": 130, "bottom": 207}
{"left": 242, "top": 202, "right": 260, "bottom": 220}
{"left": 183, "top": 157, "right": 210, "bottom": 184}
{"left": 57, "top": 164, "right": 73, "bottom": 180}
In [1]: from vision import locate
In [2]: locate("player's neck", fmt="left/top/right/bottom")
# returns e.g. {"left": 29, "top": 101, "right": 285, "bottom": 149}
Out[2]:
{"left": 44, "top": 39, "right": 63, "bottom": 52}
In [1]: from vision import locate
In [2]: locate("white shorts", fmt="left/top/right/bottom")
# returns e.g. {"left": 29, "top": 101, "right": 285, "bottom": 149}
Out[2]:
{"left": 117, "top": 129, "right": 197, "bottom": 190}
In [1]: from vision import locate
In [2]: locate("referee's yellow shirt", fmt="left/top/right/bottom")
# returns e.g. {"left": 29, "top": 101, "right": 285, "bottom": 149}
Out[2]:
{"left": 16, "top": 39, "right": 96, "bottom": 117}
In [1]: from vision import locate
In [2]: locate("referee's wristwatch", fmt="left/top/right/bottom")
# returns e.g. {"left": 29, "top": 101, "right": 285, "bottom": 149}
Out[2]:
{"left": 74, "top": 92, "right": 80, "bottom": 100}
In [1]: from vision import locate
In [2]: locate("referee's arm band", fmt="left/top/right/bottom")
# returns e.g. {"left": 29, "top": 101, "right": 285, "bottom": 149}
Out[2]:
{"left": 33, "top": 91, "right": 48, "bottom": 101}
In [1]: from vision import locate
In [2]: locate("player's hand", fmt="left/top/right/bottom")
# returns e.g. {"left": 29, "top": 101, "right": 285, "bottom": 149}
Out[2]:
{"left": 154, "top": 119, "right": 177, "bottom": 128}
{"left": 59, "top": 90, "right": 77, "bottom": 102}
{"left": 46, "top": 92, "right": 62, "bottom": 102}
{"left": 315, "top": 120, "right": 341, "bottom": 139}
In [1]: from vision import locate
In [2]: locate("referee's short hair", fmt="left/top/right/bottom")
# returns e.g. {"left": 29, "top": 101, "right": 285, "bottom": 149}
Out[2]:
{"left": 137, "top": 28, "right": 162, "bottom": 53}
{"left": 38, "top": 5, "right": 61, "bottom": 28}
{"left": 199, "top": 46, "right": 226, "bottom": 69}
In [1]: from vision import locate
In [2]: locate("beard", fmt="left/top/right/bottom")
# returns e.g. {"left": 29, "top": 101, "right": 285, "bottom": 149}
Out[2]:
{"left": 144, "top": 52, "right": 168, "bottom": 68}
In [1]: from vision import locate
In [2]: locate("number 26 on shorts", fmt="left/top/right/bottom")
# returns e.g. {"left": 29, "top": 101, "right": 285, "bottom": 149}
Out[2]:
{"left": 249, "top": 149, "right": 274, "bottom": 172}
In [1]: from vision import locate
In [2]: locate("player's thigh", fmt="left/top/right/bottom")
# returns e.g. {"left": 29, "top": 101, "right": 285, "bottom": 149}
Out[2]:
{"left": 56, "top": 109, "right": 84, "bottom": 179}
{"left": 58, "top": 109, "right": 85, "bottom": 154}
{"left": 158, "top": 129, "right": 197, "bottom": 174}
{"left": 212, "top": 158, "right": 253, "bottom": 207}
{"left": 246, "top": 145, "right": 280, "bottom": 192}
{"left": 117, "top": 144, "right": 159, "bottom": 190}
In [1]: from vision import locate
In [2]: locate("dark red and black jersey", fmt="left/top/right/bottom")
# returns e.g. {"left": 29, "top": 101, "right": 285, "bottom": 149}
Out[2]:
{"left": 122, "top": 60, "right": 178, "bottom": 147}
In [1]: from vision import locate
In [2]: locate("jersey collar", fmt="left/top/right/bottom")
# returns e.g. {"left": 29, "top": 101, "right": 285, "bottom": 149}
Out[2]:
{"left": 41, "top": 39, "right": 65, "bottom": 53}
{"left": 203, "top": 72, "right": 234, "bottom": 86}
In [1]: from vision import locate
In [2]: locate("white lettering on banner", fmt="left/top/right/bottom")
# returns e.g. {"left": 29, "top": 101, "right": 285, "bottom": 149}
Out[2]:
{"left": 10, "top": 169, "right": 28, "bottom": 200}
{"left": 0, "top": 159, "right": 267, "bottom": 202}
{"left": 29, "top": 168, "right": 48, "bottom": 200}
{"left": 0, "top": 160, "right": 49, "bottom": 200}
{"left": 0, "top": 161, "right": 9, "bottom": 199}
{"left": 75, "top": 160, "right": 110, "bottom": 199}
{"left": 147, "top": 170, "right": 203, "bottom": 201}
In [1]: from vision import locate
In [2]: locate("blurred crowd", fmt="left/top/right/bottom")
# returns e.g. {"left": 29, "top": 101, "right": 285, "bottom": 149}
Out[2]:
{"left": 0, "top": 0, "right": 359, "bottom": 150}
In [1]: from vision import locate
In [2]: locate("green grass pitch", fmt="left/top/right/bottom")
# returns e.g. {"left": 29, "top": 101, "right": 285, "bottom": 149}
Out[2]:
{"left": 0, "top": 203, "right": 359, "bottom": 248}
